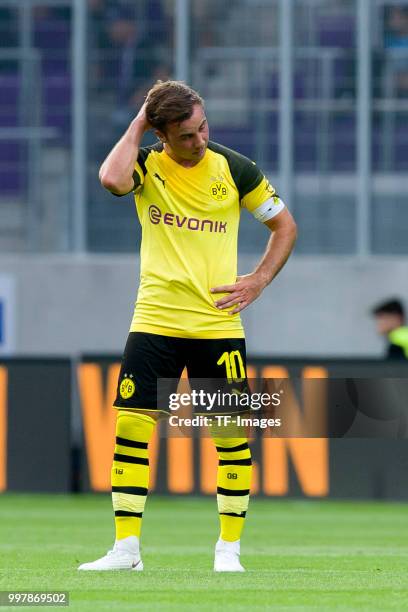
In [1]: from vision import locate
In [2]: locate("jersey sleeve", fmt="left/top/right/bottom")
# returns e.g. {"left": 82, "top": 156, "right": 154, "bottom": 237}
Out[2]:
{"left": 133, "top": 147, "right": 150, "bottom": 191}
{"left": 240, "top": 160, "right": 285, "bottom": 222}
{"left": 111, "top": 147, "right": 149, "bottom": 197}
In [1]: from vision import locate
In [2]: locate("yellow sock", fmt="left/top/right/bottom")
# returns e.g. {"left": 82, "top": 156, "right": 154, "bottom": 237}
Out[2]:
{"left": 213, "top": 436, "right": 252, "bottom": 542}
{"left": 111, "top": 411, "right": 156, "bottom": 540}
{"left": 219, "top": 514, "right": 245, "bottom": 542}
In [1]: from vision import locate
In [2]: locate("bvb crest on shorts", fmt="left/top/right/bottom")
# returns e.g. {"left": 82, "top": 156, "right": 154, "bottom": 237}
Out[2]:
{"left": 120, "top": 374, "right": 136, "bottom": 399}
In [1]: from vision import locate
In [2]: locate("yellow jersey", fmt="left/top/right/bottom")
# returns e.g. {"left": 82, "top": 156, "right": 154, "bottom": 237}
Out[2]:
{"left": 125, "top": 141, "right": 280, "bottom": 339}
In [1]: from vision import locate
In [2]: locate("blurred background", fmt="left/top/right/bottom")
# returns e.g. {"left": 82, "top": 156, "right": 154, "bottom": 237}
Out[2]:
{"left": 0, "top": 0, "right": 408, "bottom": 358}
{"left": 0, "top": 0, "right": 408, "bottom": 497}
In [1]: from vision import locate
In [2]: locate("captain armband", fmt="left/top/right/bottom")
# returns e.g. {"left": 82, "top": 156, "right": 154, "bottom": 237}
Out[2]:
{"left": 250, "top": 196, "right": 285, "bottom": 223}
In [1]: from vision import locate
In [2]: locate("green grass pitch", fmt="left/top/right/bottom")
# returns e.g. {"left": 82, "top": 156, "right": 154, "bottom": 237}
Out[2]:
{"left": 1, "top": 495, "right": 408, "bottom": 611}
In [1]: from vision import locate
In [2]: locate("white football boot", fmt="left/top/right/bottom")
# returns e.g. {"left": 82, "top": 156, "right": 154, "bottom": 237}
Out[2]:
{"left": 78, "top": 536, "right": 143, "bottom": 571}
{"left": 214, "top": 538, "right": 245, "bottom": 572}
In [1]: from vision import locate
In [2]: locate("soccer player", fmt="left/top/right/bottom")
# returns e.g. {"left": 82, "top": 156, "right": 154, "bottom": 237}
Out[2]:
{"left": 78, "top": 81, "right": 297, "bottom": 572}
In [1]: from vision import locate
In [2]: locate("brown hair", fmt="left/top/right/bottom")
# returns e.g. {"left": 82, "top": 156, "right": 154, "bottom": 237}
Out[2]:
{"left": 145, "top": 80, "right": 204, "bottom": 133}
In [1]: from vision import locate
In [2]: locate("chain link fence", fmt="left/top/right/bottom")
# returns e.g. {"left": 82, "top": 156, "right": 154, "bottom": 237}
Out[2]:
{"left": 0, "top": 0, "right": 407, "bottom": 254}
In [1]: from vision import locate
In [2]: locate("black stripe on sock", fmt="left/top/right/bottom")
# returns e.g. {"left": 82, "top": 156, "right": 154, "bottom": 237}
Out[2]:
{"left": 114, "top": 510, "right": 143, "bottom": 518}
{"left": 112, "top": 486, "right": 148, "bottom": 496}
{"left": 215, "top": 442, "right": 249, "bottom": 453}
{"left": 113, "top": 453, "right": 149, "bottom": 465}
{"left": 219, "top": 459, "right": 252, "bottom": 466}
{"left": 219, "top": 511, "right": 247, "bottom": 518}
{"left": 217, "top": 487, "right": 250, "bottom": 496}
{"left": 116, "top": 436, "right": 148, "bottom": 449}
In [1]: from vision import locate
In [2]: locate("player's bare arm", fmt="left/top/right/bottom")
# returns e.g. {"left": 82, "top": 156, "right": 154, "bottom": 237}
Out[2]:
{"left": 99, "top": 103, "right": 151, "bottom": 195}
{"left": 211, "top": 208, "right": 297, "bottom": 315}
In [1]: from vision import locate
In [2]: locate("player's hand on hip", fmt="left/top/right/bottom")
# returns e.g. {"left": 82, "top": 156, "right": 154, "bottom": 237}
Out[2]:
{"left": 211, "top": 273, "right": 267, "bottom": 315}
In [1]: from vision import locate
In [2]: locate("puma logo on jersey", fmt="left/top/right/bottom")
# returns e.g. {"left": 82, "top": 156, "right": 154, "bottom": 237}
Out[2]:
{"left": 154, "top": 173, "right": 166, "bottom": 188}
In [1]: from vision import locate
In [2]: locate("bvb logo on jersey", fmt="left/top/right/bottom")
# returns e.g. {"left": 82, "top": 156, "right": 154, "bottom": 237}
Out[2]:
{"left": 120, "top": 375, "right": 136, "bottom": 399}
{"left": 210, "top": 181, "right": 229, "bottom": 201}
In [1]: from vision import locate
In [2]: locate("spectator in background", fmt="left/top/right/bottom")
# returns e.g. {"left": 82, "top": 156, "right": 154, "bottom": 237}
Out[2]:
{"left": 384, "top": 6, "right": 408, "bottom": 97}
{"left": 106, "top": 5, "right": 170, "bottom": 129}
{"left": 372, "top": 298, "right": 408, "bottom": 360}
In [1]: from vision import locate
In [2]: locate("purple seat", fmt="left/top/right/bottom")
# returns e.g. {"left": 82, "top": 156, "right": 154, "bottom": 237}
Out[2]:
{"left": 331, "top": 116, "right": 356, "bottom": 171}
{"left": 210, "top": 126, "right": 256, "bottom": 160}
{"left": 0, "top": 74, "right": 20, "bottom": 127}
{"left": 372, "top": 124, "right": 385, "bottom": 172}
{"left": 34, "top": 18, "right": 70, "bottom": 74}
{"left": 264, "top": 114, "right": 278, "bottom": 168}
{"left": 0, "top": 141, "right": 26, "bottom": 195}
{"left": 292, "top": 113, "right": 357, "bottom": 172}
{"left": 293, "top": 73, "right": 306, "bottom": 99}
{"left": 0, "top": 75, "right": 24, "bottom": 195}
{"left": 294, "top": 113, "right": 318, "bottom": 170}
{"left": 318, "top": 14, "right": 355, "bottom": 48}
{"left": 395, "top": 121, "right": 408, "bottom": 171}
{"left": 0, "top": 141, "right": 22, "bottom": 163}
{"left": 371, "top": 118, "right": 408, "bottom": 172}
{"left": 43, "top": 75, "right": 71, "bottom": 139}
{"left": 265, "top": 73, "right": 279, "bottom": 99}
{"left": 295, "top": 59, "right": 320, "bottom": 98}
{"left": 34, "top": 18, "right": 70, "bottom": 50}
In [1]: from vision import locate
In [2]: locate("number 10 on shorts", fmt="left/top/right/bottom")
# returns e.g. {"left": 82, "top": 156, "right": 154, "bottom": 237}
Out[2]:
{"left": 217, "top": 350, "right": 245, "bottom": 383}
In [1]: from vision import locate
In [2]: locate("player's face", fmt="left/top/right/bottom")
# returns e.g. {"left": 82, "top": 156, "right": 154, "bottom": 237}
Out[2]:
{"left": 375, "top": 313, "right": 403, "bottom": 335}
{"left": 161, "top": 104, "right": 209, "bottom": 165}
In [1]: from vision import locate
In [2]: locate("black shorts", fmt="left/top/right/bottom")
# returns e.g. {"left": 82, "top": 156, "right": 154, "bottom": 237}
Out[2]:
{"left": 113, "top": 332, "right": 248, "bottom": 415}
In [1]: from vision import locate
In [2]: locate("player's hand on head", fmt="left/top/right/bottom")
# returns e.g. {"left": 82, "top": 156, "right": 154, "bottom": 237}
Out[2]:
{"left": 211, "top": 273, "right": 267, "bottom": 315}
{"left": 135, "top": 101, "right": 151, "bottom": 132}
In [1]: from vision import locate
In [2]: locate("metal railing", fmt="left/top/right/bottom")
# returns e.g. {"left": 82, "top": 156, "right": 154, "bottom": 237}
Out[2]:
{"left": 0, "top": 0, "right": 407, "bottom": 255}
{"left": 0, "top": 48, "right": 63, "bottom": 250}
